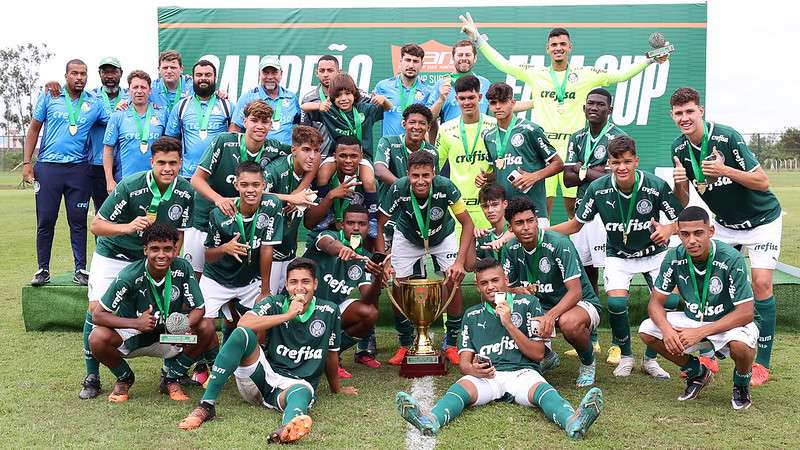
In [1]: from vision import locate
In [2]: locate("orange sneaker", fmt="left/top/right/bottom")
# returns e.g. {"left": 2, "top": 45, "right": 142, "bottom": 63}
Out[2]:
{"left": 750, "top": 363, "right": 770, "bottom": 386}
{"left": 268, "top": 414, "right": 313, "bottom": 444}
{"left": 699, "top": 356, "right": 719, "bottom": 374}
{"left": 355, "top": 352, "right": 381, "bottom": 369}
{"left": 444, "top": 346, "right": 460, "bottom": 365}
{"left": 337, "top": 366, "right": 353, "bottom": 379}
{"left": 107, "top": 373, "right": 134, "bottom": 403}
{"left": 179, "top": 402, "right": 216, "bottom": 430}
{"left": 161, "top": 378, "right": 190, "bottom": 401}
{"left": 388, "top": 347, "right": 409, "bottom": 366}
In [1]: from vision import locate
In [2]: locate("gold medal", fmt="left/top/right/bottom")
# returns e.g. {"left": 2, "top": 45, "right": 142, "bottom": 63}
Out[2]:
{"left": 349, "top": 233, "right": 362, "bottom": 250}
{"left": 556, "top": 103, "right": 567, "bottom": 114}
{"left": 578, "top": 166, "right": 588, "bottom": 181}
{"left": 139, "top": 141, "right": 148, "bottom": 154}
{"left": 199, "top": 129, "right": 208, "bottom": 140}
{"left": 529, "top": 283, "right": 538, "bottom": 294}
{"left": 623, "top": 233, "right": 628, "bottom": 245}
{"left": 146, "top": 211, "right": 157, "bottom": 223}
{"left": 496, "top": 158, "right": 506, "bottom": 170}
{"left": 696, "top": 181, "right": 707, "bottom": 194}
{"left": 69, "top": 124, "right": 78, "bottom": 135}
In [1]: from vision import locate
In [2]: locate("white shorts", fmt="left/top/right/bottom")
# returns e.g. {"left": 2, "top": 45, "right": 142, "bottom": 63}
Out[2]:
{"left": 88, "top": 252, "right": 133, "bottom": 301}
{"left": 199, "top": 276, "right": 262, "bottom": 320}
{"left": 183, "top": 227, "right": 208, "bottom": 273}
{"left": 113, "top": 327, "right": 182, "bottom": 359}
{"left": 234, "top": 348, "right": 314, "bottom": 409}
{"left": 603, "top": 252, "right": 666, "bottom": 293}
{"left": 713, "top": 216, "right": 782, "bottom": 270}
{"left": 458, "top": 368, "right": 545, "bottom": 407}
{"left": 574, "top": 300, "right": 601, "bottom": 331}
{"left": 574, "top": 216, "right": 607, "bottom": 268}
{"left": 339, "top": 298, "right": 357, "bottom": 314}
{"left": 392, "top": 230, "right": 457, "bottom": 278}
{"left": 269, "top": 260, "right": 292, "bottom": 295}
{"left": 639, "top": 311, "right": 759, "bottom": 356}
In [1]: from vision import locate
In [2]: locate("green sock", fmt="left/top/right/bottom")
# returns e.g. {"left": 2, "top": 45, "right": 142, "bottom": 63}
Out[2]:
{"left": 664, "top": 293, "right": 681, "bottom": 310}
{"left": 281, "top": 384, "right": 313, "bottom": 425}
{"left": 394, "top": 314, "right": 414, "bottom": 347}
{"left": 202, "top": 327, "right": 258, "bottom": 404}
{"left": 607, "top": 296, "right": 632, "bottom": 356}
{"left": 577, "top": 343, "right": 595, "bottom": 366}
{"left": 754, "top": 296, "right": 776, "bottom": 368}
{"left": 203, "top": 345, "right": 219, "bottom": 366}
{"left": 444, "top": 314, "right": 463, "bottom": 347}
{"left": 430, "top": 383, "right": 471, "bottom": 427}
{"left": 109, "top": 359, "right": 132, "bottom": 380}
{"left": 644, "top": 347, "right": 658, "bottom": 359}
{"left": 680, "top": 356, "right": 702, "bottom": 379}
{"left": 83, "top": 311, "right": 100, "bottom": 376}
{"left": 221, "top": 321, "right": 236, "bottom": 345}
{"left": 533, "top": 383, "right": 575, "bottom": 429}
{"left": 164, "top": 352, "right": 197, "bottom": 379}
{"left": 340, "top": 330, "right": 359, "bottom": 352}
{"left": 590, "top": 328, "right": 598, "bottom": 346}
{"left": 733, "top": 369, "right": 752, "bottom": 387}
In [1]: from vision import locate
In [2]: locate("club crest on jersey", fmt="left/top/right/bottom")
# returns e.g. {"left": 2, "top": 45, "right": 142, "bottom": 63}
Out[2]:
{"left": 568, "top": 73, "right": 578, "bottom": 83}
{"left": 350, "top": 191, "right": 365, "bottom": 206}
{"left": 594, "top": 145, "right": 606, "bottom": 159}
{"left": 256, "top": 213, "right": 269, "bottom": 229}
{"left": 168, "top": 204, "right": 183, "bottom": 221}
{"left": 636, "top": 199, "right": 653, "bottom": 215}
{"left": 309, "top": 319, "right": 326, "bottom": 337}
{"left": 511, "top": 133, "right": 524, "bottom": 148}
{"left": 171, "top": 285, "right": 181, "bottom": 301}
{"left": 539, "top": 258, "right": 551, "bottom": 274}
{"left": 150, "top": 116, "right": 160, "bottom": 126}
{"left": 511, "top": 312, "right": 523, "bottom": 328}
{"left": 414, "top": 90, "right": 425, "bottom": 101}
{"left": 283, "top": 98, "right": 292, "bottom": 107}
{"left": 709, "top": 276, "right": 724, "bottom": 295}
{"left": 81, "top": 102, "right": 91, "bottom": 112}
{"left": 347, "top": 265, "right": 363, "bottom": 281}
{"left": 430, "top": 206, "right": 444, "bottom": 221}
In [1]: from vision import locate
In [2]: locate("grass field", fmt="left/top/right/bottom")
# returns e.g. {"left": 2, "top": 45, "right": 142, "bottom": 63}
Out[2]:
{"left": 1, "top": 170, "right": 799, "bottom": 448}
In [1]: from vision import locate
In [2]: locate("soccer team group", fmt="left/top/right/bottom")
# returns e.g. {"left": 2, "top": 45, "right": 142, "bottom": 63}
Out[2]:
{"left": 22, "top": 13, "right": 782, "bottom": 443}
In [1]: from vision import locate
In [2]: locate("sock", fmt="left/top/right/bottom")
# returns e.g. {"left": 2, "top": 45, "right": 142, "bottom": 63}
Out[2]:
{"left": 221, "top": 321, "right": 236, "bottom": 345}
{"left": 355, "top": 328, "right": 375, "bottom": 354}
{"left": 444, "top": 314, "right": 463, "bottom": 347}
{"left": 394, "top": 314, "right": 414, "bottom": 348}
{"left": 340, "top": 330, "right": 359, "bottom": 353}
{"left": 680, "top": 356, "right": 702, "bottom": 379}
{"left": 364, "top": 191, "right": 378, "bottom": 222}
{"left": 664, "top": 293, "right": 682, "bottom": 311}
{"left": 109, "top": 359, "right": 132, "bottom": 380}
{"left": 644, "top": 347, "right": 658, "bottom": 359}
{"left": 164, "top": 352, "right": 198, "bottom": 379}
{"left": 202, "top": 327, "right": 259, "bottom": 404}
{"left": 590, "top": 328, "right": 598, "bottom": 346}
{"left": 532, "top": 383, "right": 575, "bottom": 429}
{"left": 607, "top": 296, "right": 632, "bottom": 356}
{"left": 83, "top": 311, "right": 100, "bottom": 376}
{"left": 577, "top": 343, "right": 595, "bottom": 366}
{"left": 281, "top": 384, "right": 314, "bottom": 425}
{"left": 733, "top": 369, "right": 752, "bottom": 387}
{"left": 203, "top": 345, "right": 219, "bottom": 367}
{"left": 754, "top": 296, "right": 776, "bottom": 369}
{"left": 430, "top": 383, "right": 470, "bottom": 428}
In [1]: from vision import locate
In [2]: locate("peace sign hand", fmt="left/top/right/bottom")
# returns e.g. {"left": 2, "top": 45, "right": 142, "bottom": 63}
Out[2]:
{"left": 459, "top": 12, "right": 480, "bottom": 41}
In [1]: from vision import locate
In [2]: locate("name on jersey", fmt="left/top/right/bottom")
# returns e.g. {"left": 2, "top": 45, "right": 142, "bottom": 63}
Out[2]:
{"left": 498, "top": 155, "right": 524, "bottom": 166}
{"left": 276, "top": 344, "right": 323, "bottom": 363}
{"left": 323, "top": 273, "right": 356, "bottom": 296}
{"left": 524, "top": 281, "right": 555, "bottom": 293}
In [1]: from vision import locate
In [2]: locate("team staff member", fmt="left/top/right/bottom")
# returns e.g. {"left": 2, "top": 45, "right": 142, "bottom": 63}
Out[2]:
{"left": 149, "top": 50, "right": 194, "bottom": 114}
{"left": 300, "top": 55, "right": 341, "bottom": 156}
{"left": 460, "top": 14, "right": 668, "bottom": 218}
{"left": 23, "top": 59, "right": 110, "bottom": 286}
{"left": 670, "top": 87, "right": 782, "bottom": 386}
{"left": 429, "top": 40, "right": 491, "bottom": 124}
{"left": 231, "top": 56, "right": 300, "bottom": 146}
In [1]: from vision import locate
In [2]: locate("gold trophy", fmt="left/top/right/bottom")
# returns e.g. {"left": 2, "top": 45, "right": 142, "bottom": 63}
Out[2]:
{"left": 387, "top": 278, "right": 459, "bottom": 377}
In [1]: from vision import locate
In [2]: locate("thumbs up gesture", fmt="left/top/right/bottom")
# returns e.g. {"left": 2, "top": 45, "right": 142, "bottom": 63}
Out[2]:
{"left": 673, "top": 156, "right": 687, "bottom": 184}
{"left": 475, "top": 168, "right": 488, "bottom": 188}
{"left": 137, "top": 305, "right": 158, "bottom": 332}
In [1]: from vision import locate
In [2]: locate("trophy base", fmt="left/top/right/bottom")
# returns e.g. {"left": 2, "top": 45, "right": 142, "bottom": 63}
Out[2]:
{"left": 160, "top": 334, "right": 198, "bottom": 344}
{"left": 399, "top": 353, "right": 448, "bottom": 378}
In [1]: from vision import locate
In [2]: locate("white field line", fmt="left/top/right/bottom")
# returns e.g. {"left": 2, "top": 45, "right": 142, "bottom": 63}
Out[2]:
{"left": 405, "top": 376, "right": 437, "bottom": 450}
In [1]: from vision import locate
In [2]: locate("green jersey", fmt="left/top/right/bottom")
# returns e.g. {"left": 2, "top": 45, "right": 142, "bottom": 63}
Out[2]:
{"left": 203, "top": 194, "right": 285, "bottom": 288}
{"left": 263, "top": 155, "right": 304, "bottom": 261}
{"left": 379, "top": 175, "right": 461, "bottom": 248}
{"left": 319, "top": 99, "right": 385, "bottom": 160}
{"left": 195, "top": 132, "right": 290, "bottom": 231}
{"left": 249, "top": 294, "right": 341, "bottom": 389}
{"left": 655, "top": 240, "right": 754, "bottom": 322}
{"left": 576, "top": 170, "right": 682, "bottom": 258}
{"left": 565, "top": 123, "right": 628, "bottom": 207}
{"left": 484, "top": 118, "right": 558, "bottom": 218}
{"left": 476, "top": 224, "right": 508, "bottom": 261}
{"left": 501, "top": 231, "right": 600, "bottom": 312}
{"left": 374, "top": 134, "right": 438, "bottom": 200}
{"left": 96, "top": 171, "right": 194, "bottom": 261}
{"left": 671, "top": 122, "right": 781, "bottom": 230}
{"left": 459, "top": 294, "right": 545, "bottom": 372}
{"left": 302, "top": 231, "right": 373, "bottom": 305}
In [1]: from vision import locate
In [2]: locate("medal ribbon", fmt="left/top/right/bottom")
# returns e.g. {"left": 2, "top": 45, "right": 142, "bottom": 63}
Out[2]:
{"left": 687, "top": 122, "right": 710, "bottom": 184}
{"left": 494, "top": 115, "right": 518, "bottom": 162}
{"left": 329, "top": 172, "right": 353, "bottom": 222}
{"left": 161, "top": 78, "right": 183, "bottom": 113}
{"left": 547, "top": 65, "right": 570, "bottom": 104}
{"left": 409, "top": 184, "right": 433, "bottom": 249}
{"left": 131, "top": 105, "right": 153, "bottom": 147}
{"left": 100, "top": 88, "right": 121, "bottom": 111}
{"left": 396, "top": 75, "right": 418, "bottom": 112}
{"left": 63, "top": 89, "right": 86, "bottom": 130}
{"left": 582, "top": 121, "right": 614, "bottom": 166}
{"left": 147, "top": 170, "right": 177, "bottom": 215}
{"left": 192, "top": 95, "right": 218, "bottom": 135}
{"left": 459, "top": 115, "right": 484, "bottom": 160}
{"left": 239, "top": 133, "right": 266, "bottom": 163}
{"left": 145, "top": 268, "right": 172, "bottom": 325}
{"left": 448, "top": 71, "right": 474, "bottom": 86}
{"left": 524, "top": 228, "right": 544, "bottom": 286}
{"left": 687, "top": 242, "right": 716, "bottom": 322}
{"left": 269, "top": 94, "right": 282, "bottom": 121}
{"left": 337, "top": 107, "right": 362, "bottom": 141}
{"left": 234, "top": 198, "right": 260, "bottom": 260}
{"left": 318, "top": 86, "right": 327, "bottom": 103}
{"left": 281, "top": 295, "right": 317, "bottom": 323}
{"left": 612, "top": 170, "right": 640, "bottom": 242}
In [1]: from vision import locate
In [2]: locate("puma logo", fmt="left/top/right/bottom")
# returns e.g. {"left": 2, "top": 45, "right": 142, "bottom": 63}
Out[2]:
{"left": 477, "top": 322, "right": 486, "bottom": 329}
{"left": 606, "top": 200, "right": 616, "bottom": 208}
{"left": 678, "top": 275, "right": 689, "bottom": 284}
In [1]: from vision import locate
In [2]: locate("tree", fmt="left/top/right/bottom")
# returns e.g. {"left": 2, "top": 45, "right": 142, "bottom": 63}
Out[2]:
{"left": 0, "top": 43, "right": 53, "bottom": 139}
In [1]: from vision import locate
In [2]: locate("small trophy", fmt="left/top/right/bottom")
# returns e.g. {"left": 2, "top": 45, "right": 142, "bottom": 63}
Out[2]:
{"left": 646, "top": 32, "right": 675, "bottom": 60}
{"left": 160, "top": 312, "right": 197, "bottom": 344}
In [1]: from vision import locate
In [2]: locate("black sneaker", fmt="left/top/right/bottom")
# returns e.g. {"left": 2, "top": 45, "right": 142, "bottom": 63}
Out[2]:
{"left": 73, "top": 269, "right": 89, "bottom": 285}
{"left": 678, "top": 367, "right": 713, "bottom": 401}
{"left": 367, "top": 333, "right": 377, "bottom": 355}
{"left": 79, "top": 373, "right": 101, "bottom": 400}
{"left": 732, "top": 385, "right": 752, "bottom": 410}
{"left": 31, "top": 269, "right": 50, "bottom": 286}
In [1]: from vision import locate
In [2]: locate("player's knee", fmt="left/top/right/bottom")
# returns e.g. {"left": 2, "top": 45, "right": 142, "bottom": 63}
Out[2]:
{"left": 88, "top": 327, "right": 114, "bottom": 351}
{"left": 639, "top": 332, "right": 657, "bottom": 346}
{"left": 727, "top": 340, "right": 754, "bottom": 361}
{"left": 607, "top": 296, "right": 628, "bottom": 313}
{"left": 752, "top": 276, "right": 773, "bottom": 298}
{"left": 362, "top": 305, "right": 379, "bottom": 326}
{"left": 196, "top": 318, "right": 216, "bottom": 337}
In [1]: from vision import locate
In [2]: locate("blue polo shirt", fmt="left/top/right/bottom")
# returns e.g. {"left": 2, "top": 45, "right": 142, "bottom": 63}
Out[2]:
{"left": 32, "top": 89, "right": 109, "bottom": 164}
{"left": 165, "top": 95, "right": 232, "bottom": 178}
{"left": 374, "top": 75, "right": 436, "bottom": 136}
{"left": 233, "top": 85, "right": 300, "bottom": 145}
{"left": 86, "top": 87, "right": 129, "bottom": 167}
{"left": 149, "top": 74, "right": 193, "bottom": 114}
{"left": 103, "top": 104, "right": 167, "bottom": 178}
{"left": 433, "top": 73, "right": 491, "bottom": 122}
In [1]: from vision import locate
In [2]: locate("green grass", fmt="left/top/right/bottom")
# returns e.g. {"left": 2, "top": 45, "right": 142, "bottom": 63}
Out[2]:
{"left": 1, "top": 171, "right": 799, "bottom": 448}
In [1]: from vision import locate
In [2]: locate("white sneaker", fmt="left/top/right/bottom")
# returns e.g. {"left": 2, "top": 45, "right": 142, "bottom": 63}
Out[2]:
{"left": 641, "top": 357, "right": 671, "bottom": 379}
{"left": 613, "top": 356, "right": 635, "bottom": 377}
{"left": 576, "top": 362, "right": 596, "bottom": 387}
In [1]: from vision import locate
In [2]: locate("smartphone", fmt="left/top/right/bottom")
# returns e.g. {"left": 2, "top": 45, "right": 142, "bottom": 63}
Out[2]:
{"left": 648, "top": 222, "right": 658, "bottom": 235}
{"left": 474, "top": 354, "right": 493, "bottom": 367}
{"left": 371, "top": 252, "right": 387, "bottom": 264}
{"left": 507, "top": 170, "right": 532, "bottom": 194}
{"left": 530, "top": 319, "right": 556, "bottom": 338}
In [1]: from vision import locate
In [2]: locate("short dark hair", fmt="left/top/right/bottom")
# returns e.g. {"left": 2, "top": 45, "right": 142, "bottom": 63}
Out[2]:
{"left": 335, "top": 135, "right": 362, "bottom": 150}
{"left": 329, "top": 73, "right": 361, "bottom": 103}
{"left": 150, "top": 136, "right": 182, "bottom": 157}
{"left": 407, "top": 149, "right": 435, "bottom": 171}
{"left": 400, "top": 44, "right": 425, "bottom": 60}
{"left": 402, "top": 104, "right": 433, "bottom": 124}
{"left": 479, "top": 184, "right": 506, "bottom": 204}
{"left": 451, "top": 39, "right": 477, "bottom": 56}
{"left": 159, "top": 50, "right": 183, "bottom": 66}
{"left": 192, "top": 59, "right": 217, "bottom": 78}
{"left": 608, "top": 135, "right": 637, "bottom": 158}
{"left": 454, "top": 74, "right": 481, "bottom": 94}
{"left": 287, "top": 257, "right": 317, "bottom": 278}
{"left": 548, "top": 27, "right": 570, "bottom": 40}
{"left": 670, "top": 87, "right": 702, "bottom": 108}
{"left": 475, "top": 257, "right": 503, "bottom": 275}
{"left": 235, "top": 161, "right": 264, "bottom": 178}
{"left": 678, "top": 206, "right": 710, "bottom": 225}
{"left": 143, "top": 222, "right": 180, "bottom": 245}
{"left": 587, "top": 87, "right": 612, "bottom": 105}
{"left": 486, "top": 82, "right": 514, "bottom": 102}
{"left": 317, "top": 54, "right": 340, "bottom": 68}
{"left": 292, "top": 125, "right": 323, "bottom": 148}
{"left": 65, "top": 59, "right": 87, "bottom": 72}
{"left": 243, "top": 100, "right": 274, "bottom": 122}
{"left": 127, "top": 70, "right": 151, "bottom": 87}
{"left": 344, "top": 204, "right": 369, "bottom": 219}
{"left": 505, "top": 196, "right": 537, "bottom": 222}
